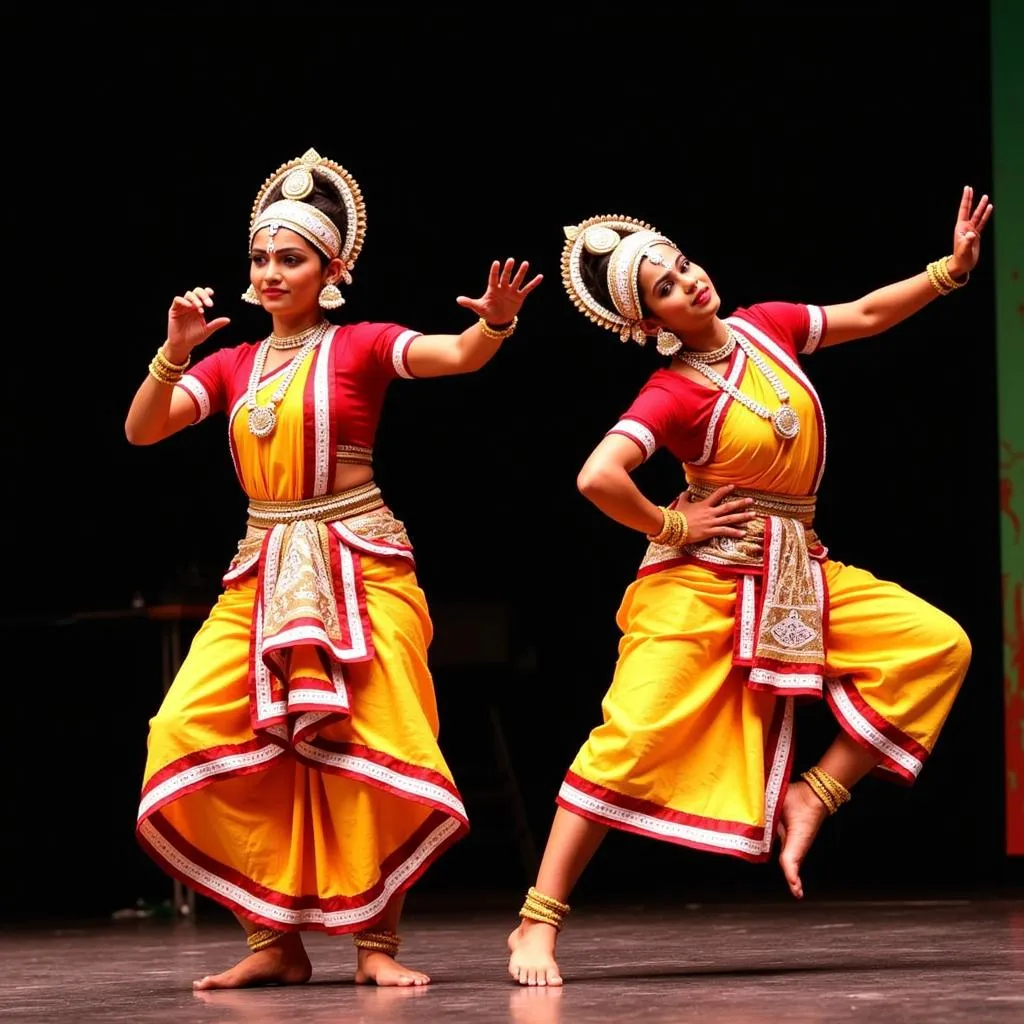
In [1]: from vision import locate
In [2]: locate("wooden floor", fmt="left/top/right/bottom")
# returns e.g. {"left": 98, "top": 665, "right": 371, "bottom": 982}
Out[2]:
{"left": 4, "top": 899, "right": 1024, "bottom": 1022}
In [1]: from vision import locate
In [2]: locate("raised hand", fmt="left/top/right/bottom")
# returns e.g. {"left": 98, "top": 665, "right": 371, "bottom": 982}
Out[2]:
{"left": 948, "top": 186, "right": 993, "bottom": 279}
{"left": 456, "top": 259, "right": 543, "bottom": 326}
{"left": 166, "top": 286, "right": 231, "bottom": 361}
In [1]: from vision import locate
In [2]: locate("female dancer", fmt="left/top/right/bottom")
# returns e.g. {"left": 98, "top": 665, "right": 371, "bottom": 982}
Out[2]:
{"left": 126, "top": 147, "right": 541, "bottom": 988}
{"left": 508, "top": 186, "right": 991, "bottom": 986}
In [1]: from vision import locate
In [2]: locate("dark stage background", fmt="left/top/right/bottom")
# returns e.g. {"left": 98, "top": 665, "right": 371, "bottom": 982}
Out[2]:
{"left": 2, "top": 6, "right": 1017, "bottom": 925}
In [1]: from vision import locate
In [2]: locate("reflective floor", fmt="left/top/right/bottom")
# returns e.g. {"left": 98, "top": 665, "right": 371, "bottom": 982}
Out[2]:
{"left": 4, "top": 898, "right": 1024, "bottom": 1022}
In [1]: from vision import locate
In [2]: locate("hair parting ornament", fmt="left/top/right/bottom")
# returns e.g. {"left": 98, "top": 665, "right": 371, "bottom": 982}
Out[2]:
{"left": 561, "top": 215, "right": 679, "bottom": 345}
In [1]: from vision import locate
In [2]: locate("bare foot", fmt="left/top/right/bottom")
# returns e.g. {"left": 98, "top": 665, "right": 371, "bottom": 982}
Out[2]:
{"left": 507, "top": 920, "right": 562, "bottom": 986}
{"left": 355, "top": 949, "right": 430, "bottom": 986}
{"left": 192, "top": 933, "right": 311, "bottom": 990}
{"left": 777, "top": 779, "right": 829, "bottom": 900}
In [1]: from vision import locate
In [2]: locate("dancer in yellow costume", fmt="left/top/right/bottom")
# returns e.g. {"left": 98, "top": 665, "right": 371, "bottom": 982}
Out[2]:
{"left": 507, "top": 187, "right": 993, "bottom": 985}
{"left": 125, "top": 147, "right": 542, "bottom": 989}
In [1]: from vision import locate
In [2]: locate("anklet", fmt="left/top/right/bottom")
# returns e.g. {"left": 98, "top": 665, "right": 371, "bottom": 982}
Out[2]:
{"left": 353, "top": 929, "right": 401, "bottom": 958}
{"left": 247, "top": 927, "right": 285, "bottom": 952}
{"left": 800, "top": 766, "right": 851, "bottom": 815}
{"left": 519, "top": 887, "right": 571, "bottom": 930}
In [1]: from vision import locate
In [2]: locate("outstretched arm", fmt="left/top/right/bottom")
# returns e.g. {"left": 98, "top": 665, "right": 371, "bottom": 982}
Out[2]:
{"left": 819, "top": 186, "right": 993, "bottom": 349}
{"left": 404, "top": 258, "right": 542, "bottom": 378}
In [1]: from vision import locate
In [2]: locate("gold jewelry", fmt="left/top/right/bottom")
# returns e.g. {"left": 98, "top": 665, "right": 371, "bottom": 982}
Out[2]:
{"left": 249, "top": 148, "right": 366, "bottom": 281}
{"left": 148, "top": 358, "right": 183, "bottom": 386}
{"left": 800, "top": 766, "right": 851, "bottom": 815}
{"left": 519, "top": 887, "right": 570, "bottom": 931}
{"left": 478, "top": 315, "right": 518, "bottom": 341}
{"left": 148, "top": 346, "right": 190, "bottom": 386}
{"left": 647, "top": 506, "right": 689, "bottom": 547}
{"left": 562, "top": 215, "right": 679, "bottom": 344}
{"left": 241, "top": 283, "right": 261, "bottom": 305}
{"left": 353, "top": 929, "right": 401, "bottom": 958}
{"left": 926, "top": 255, "right": 968, "bottom": 295}
{"left": 336, "top": 444, "right": 374, "bottom": 466}
{"left": 246, "top": 927, "right": 285, "bottom": 952}
{"left": 268, "top": 320, "right": 329, "bottom": 350}
{"left": 155, "top": 346, "right": 190, "bottom": 374}
{"left": 254, "top": 200, "right": 341, "bottom": 259}
{"left": 926, "top": 260, "right": 952, "bottom": 296}
{"left": 656, "top": 327, "right": 682, "bottom": 356}
{"left": 318, "top": 283, "right": 344, "bottom": 309}
{"left": 682, "top": 332, "right": 736, "bottom": 364}
{"left": 246, "top": 322, "right": 329, "bottom": 438}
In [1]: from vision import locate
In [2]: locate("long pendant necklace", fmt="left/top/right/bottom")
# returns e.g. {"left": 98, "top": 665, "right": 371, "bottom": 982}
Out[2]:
{"left": 678, "top": 326, "right": 800, "bottom": 440}
{"left": 246, "top": 322, "right": 328, "bottom": 438}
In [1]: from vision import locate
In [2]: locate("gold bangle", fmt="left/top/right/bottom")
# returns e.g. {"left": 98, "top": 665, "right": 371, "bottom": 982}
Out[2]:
{"left": 800, "top": 770, "right": 837, "bottom": 813}
{"left": 519, "top": 888, "right": 570, "bottom": 931}
{"left": 246, "top": 927, "right": 285, "bottom": 952}
{"left": 154, "top": 346, "right": 191, "bottom": 373}
{"left": 647, "top": 507, "right": 688, "bottom": 547}
{"left": 938, "top": 254, "right": 969, "bottom": 289}
{"left": 353, "top": 929, "right": 401, "bottom": 958}
{"left": 800, "top": 766, "right": 851, "bottom": 815}
{"left": 527, "top": 886, "right": 570, "bottom": 915}
{"left": 926, "top": 256, "right": 968, "bottom": 295}
{"left": 808, "top": 765, "right": 852, "bottom": 807}
{"left": 148, "top": 359, "right": 184, "bottom": 386}
{"left": 926, "top": 261, "right": 951, "bottom": 296}
{"left": 677, "top": 509, "right": 689, "bottom": 545}
{"left": 478, "top": 315, "right": 518, "bottom": 341}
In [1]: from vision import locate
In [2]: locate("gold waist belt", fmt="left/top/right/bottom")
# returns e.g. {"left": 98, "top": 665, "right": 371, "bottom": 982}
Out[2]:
{"left": 247, "top": 481, "right": 384, "bottom": 529}
{"left": 686, "top": 479, "right": 816, "bottom": 527}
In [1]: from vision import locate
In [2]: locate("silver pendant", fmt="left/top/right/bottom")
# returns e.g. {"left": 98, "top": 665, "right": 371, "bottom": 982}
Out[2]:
{"left": 248, "top": 405, "right": 277, "bottom": 438}
{"left": 772, "top": 405, "right": 800, "bottom": 440}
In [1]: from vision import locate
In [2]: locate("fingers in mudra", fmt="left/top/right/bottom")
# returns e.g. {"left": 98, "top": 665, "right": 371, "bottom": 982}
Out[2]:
{"left": 496, "top": 259, "right": 543, "bottom": 297}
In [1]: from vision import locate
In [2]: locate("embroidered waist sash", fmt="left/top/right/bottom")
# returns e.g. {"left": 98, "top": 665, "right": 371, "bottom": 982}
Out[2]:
{"left": 639, "top": 480, "right": 829, "bottom": 698}
{"left": 223, "top": 482, "right": 415, "bottom": 746}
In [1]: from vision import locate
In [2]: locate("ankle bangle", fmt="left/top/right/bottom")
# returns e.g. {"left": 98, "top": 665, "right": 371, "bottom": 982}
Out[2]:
{"left": 246, "top": 927, "right": 285, "bottom": 952}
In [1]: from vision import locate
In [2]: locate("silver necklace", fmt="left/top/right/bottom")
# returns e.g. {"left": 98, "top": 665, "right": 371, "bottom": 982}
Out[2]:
{"left": 246, "top": 322, "right": 328, "bottom": 438}
{"left": 678, "top": 326, "right": 800, "bottom": 440}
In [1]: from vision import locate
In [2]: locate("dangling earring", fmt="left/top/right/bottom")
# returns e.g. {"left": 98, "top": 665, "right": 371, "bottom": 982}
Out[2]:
{"left": 241, "top": 284, "right": 260, "bottom": 306}
{"left": 656, "top": 328, "right": 682, "bottom": 356}
{"left": 318, "top": 283, "right": 344, "bottom": 309}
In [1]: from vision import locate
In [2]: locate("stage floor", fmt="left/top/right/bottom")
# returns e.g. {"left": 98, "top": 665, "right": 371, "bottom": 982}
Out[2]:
{"left": 3, "top": 898, "right": 1023, "bottom": 1022}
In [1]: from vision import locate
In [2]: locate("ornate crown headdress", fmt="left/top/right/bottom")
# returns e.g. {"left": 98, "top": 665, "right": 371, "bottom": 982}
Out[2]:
{"left": 248, "top": 147, "right": 367, "bottom": 284}
{"left": 561, "top": 215, "right": 677, "bottom": 344}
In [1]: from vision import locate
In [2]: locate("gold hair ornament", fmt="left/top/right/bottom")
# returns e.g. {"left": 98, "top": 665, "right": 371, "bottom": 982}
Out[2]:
{"left": 251, "top": 199, "right": 342, "bottom": 260}
{"left": 249, "top": 147, "right": 367, "bottom": 285}
{"left": 562, "top": 215, "right": 678, "bottom": 345}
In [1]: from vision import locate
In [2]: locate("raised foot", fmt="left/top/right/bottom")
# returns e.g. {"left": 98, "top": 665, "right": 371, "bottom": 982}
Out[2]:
{"left": 355, "top": 949, "right": 430, "bottom": 987}
{"left": 507, "top": 921, "right": 562, "bottom": 986}
{"left": 192, "top": 934, "right": 311, "bottom": 990}
{"left": 777, "top": 779, "right": 829, "bottom": 900}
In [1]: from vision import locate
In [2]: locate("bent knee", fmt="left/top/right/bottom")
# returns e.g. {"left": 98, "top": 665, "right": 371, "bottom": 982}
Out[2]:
{"left": 949, "top": 622, "right": 972, "bottom": 672}
{"left": 926, "top": 610, "right": 972, "bottom": 676}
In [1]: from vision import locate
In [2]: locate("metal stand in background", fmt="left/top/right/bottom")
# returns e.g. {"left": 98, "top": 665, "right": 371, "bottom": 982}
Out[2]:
{"left": 66, "top": 602, "right": 211, "bottom": 920}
